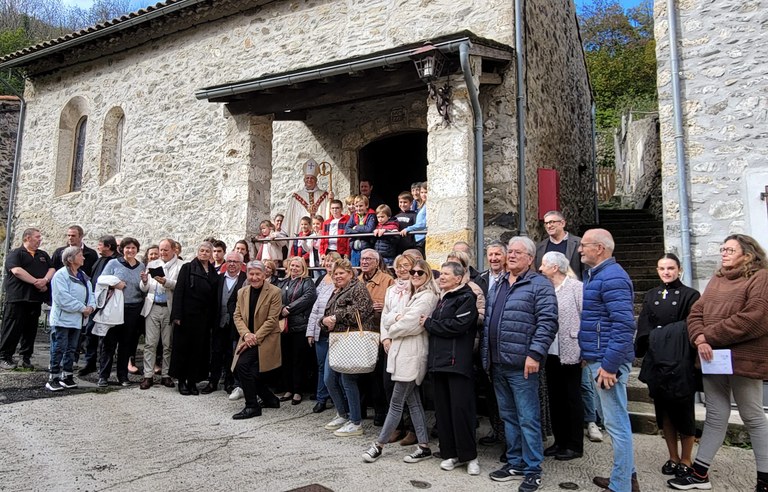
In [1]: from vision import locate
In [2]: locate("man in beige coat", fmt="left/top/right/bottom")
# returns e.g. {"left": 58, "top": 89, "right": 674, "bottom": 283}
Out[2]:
{"left": 231, "top": 260, "right": 283, "bottom": 419}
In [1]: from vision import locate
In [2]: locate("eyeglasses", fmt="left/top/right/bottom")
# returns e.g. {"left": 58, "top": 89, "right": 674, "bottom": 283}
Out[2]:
{"left": 543, "top": 220, "right": 563, "bottom": 226}
{"left": 409, "top": 270, "right": 427, "bottom": 277}
{"left": 508, "top": 250, "right": 531, "bottom": 257}
{"left": 579, "top": 242, "right": 599, "bottom": 248}
{"left": 719, "top": 247, "right": 738, "bottom": 255}
{"left": 360, "top": 257, "right": 377, "bottom": 262}
{"left": 225, "top": 260, "right": 241, "bottom": 264}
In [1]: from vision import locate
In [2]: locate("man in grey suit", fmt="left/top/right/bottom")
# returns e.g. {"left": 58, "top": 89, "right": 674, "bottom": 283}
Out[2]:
{"left": 534, "top": 211, "right": 583, "bottom": 279}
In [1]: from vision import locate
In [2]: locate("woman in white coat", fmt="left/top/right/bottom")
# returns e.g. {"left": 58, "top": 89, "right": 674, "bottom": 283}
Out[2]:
{"left": 361, "top": 259, "right": 439, "bottom": 464}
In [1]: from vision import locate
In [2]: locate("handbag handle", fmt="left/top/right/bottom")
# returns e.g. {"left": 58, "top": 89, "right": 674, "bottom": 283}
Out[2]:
{"left": 354, "top": 310, "right": 364, "bottom": 333}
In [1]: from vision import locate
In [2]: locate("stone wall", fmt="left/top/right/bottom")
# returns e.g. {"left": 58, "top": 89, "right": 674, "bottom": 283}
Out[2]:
{"left": 521, "top": 0, "right": 596, "bottom": 240}
{"left": 0, "top": 97, "right": 19, "bottom": 244}
{"left": 614, "top": 114, "right": 662, "bottom": 212}
{"left": 12, "top": 0, "right": 513, "bottom": 251}
{"left": 11, "top": 0, "right": 592, "bottom": 264}
{"left": 655, "top": 0, "right": 768, "bottom": 288}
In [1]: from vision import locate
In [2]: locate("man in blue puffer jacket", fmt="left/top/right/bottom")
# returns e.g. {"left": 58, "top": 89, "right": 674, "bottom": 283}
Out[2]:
{"left": 578, "top": 228, "right": 638, "bottom": 492}
{"left": 482, "top": 237, "right": 558, "bottom": 492}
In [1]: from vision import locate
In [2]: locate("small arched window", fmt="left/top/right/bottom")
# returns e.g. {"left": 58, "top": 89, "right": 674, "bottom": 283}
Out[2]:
{"left": 100, "top": 107, "right": 125, "bottom": 183}
{"left": 71, "top": 116, "right": 87, "bottom": 192}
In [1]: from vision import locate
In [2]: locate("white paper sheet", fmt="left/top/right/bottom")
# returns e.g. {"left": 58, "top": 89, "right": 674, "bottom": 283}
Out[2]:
{"left": 701, "top": 349, "right": 733, "bottom": 375}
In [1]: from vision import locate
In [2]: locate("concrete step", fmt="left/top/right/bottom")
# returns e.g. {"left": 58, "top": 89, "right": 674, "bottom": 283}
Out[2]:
{"left": 626, "top": 366, "right": 750, "bottom": 443}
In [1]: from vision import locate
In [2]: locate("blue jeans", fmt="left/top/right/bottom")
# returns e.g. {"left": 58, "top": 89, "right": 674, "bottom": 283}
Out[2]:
{"left": 492, "top": 363, "right": 543, "bottom": 475}
{"left": 581, "top": 363, "right": 601, "bottom": 423}
{"left": 324, "top": 355, "right": 348, "bottom": 418}
{"left": 315, "top": 336, "right": 330, "bottom": 403}
{"left": 587, "top": 361, "right": 635, "bottom": 492}
{"left": 50, "top": 326, "right": 81, "bottom": 376}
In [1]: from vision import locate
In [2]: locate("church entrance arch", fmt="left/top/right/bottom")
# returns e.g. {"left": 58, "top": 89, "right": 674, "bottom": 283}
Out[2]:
{"left": 358, "top": 131, "right": 428, "bottom": 213}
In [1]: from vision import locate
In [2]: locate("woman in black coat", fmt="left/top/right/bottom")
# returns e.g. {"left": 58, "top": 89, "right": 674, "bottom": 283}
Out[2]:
{"left": 170, "top": 242, "right": 219, "bottom": 395}
{"left": 278, "top": 256, "right": 317, "bottom": 405}
{"left": 422, "top": 261, "right": 480, "bottom": 475}
{"left": 636, "top": 253, "right": 700, "bottom": 477}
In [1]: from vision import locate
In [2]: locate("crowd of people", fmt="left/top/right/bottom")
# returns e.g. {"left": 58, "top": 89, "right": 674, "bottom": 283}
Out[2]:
{"left": 1, "top": 176, "right": 767, "bottom": 492}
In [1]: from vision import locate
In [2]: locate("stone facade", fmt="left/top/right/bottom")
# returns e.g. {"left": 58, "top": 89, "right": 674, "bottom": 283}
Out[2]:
{"left": 655, "top": 0, "right": 768, "bottom": 288}
{"left": 0, "top": 97, "right": 19, "bottom": 245}
{"left": 6, "top": 0, "right": 593, "bottom": 266}
{"left": 613, "top": 114, "right": 662, "bottom": 213}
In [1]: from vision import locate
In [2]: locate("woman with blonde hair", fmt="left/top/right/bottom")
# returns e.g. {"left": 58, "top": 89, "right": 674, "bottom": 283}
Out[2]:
{"left": 278, "top": 256, "right": 317, "bottom": 405}
{"left": 363, "top": 259, "right": 438, "bottom": 463}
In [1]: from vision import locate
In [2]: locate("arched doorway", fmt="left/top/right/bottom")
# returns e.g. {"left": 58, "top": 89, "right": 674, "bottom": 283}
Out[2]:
{"left": 358, "top": 131, "right": 428, "bottom": 212}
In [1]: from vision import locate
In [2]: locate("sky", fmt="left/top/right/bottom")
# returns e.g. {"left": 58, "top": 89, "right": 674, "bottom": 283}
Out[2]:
{"left": 60, "top": 0, "right": 650, "bottom": 13}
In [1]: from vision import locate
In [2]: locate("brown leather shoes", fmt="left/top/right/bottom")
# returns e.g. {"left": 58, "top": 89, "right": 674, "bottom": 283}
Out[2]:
{"left": 593, "top": 474, "right": 640, "bottom": 492}
{"left": 399, "top": 431, "right": 418, "bottom": 446}
{"left": 139, "top": 378, "right": 153, "bottom": 390}
{"left": 160, "top": 377, "right": 175, "bottom": 388}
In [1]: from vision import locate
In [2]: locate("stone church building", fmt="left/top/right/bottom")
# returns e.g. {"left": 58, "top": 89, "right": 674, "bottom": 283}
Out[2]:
{"left": 0, "top": 0, "right": 593, "bottom": 266}
{"left": 654, "top": 0, "right": 768, "bottom": 288}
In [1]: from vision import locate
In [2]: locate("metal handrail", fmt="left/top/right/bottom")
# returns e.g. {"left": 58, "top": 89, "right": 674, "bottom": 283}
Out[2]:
{"left": 250, "top": 230, "right": 427, "bottom": 243}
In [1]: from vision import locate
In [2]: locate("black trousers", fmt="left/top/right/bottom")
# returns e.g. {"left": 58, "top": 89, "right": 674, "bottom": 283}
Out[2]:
{"left": 98, "top": 304, "right": 142, "bottom": 382}
{"left": 209, "top": 324, "right": 235, "bottom": 388}
{"left": 77, "top": 317, "right": 98, "bottom": 366}
{"left": 433, "top": 371, "right": 478, "bottom": 462}
{"left": 546, "top": 356, "right": 584, "bottom": 453}
{"left": 281, "top": 331, "right": 310, "bottom": 394}
{"left": 0, "top": 301, "right": 41, "bottom": 361}
{"left": 236, "top": 346, "right": 279, "bottom": 409}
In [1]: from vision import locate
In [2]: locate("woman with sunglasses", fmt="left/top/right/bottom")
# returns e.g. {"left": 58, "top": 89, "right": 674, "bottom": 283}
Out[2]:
{"left": 379, "top": 253, "right": 419, "bottom": 444}
{"left": 669, "top": 235, "right": 768, "bottom": 491}
{"left": 362, "top": 259, "right": 439, "bottom": 464}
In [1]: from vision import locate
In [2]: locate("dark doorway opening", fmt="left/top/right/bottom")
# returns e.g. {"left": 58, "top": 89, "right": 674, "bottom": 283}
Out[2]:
{"left": 358, "top": 131, "right": 428, "bottom": 213}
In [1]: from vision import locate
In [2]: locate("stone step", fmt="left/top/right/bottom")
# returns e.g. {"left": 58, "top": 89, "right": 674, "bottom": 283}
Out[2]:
{"left": 609, "top": 228, "right": 664, "bottom": 238}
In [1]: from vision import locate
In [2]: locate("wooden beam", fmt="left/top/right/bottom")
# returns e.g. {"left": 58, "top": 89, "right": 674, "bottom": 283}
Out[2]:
{"left": 479, "top": 73, "right": 503, "bottom": 85}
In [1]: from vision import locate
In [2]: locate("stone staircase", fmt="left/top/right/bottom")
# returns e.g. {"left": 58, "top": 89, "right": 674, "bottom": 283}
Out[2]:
{"left": 586, "top": 208, "right": 665, "bottom": 309}
{"left": 585, "top": 209, "right": 749, "bottom": 441}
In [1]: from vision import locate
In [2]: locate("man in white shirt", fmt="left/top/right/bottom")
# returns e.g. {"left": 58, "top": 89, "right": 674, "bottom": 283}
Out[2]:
{"left": 139, "top": 238, "right": 182, "bottom": 389}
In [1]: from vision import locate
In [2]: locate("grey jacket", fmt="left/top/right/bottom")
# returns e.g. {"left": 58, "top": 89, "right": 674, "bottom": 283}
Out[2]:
{"left": 535, "top": 232, "right": 583, "bottom": 279}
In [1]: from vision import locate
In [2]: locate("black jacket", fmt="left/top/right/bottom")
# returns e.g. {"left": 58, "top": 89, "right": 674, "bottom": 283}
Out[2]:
{"left": 89, "top": 251, "right": 121, "bottom": 288}
{"left": 52, "top": 244, "right": 98, "bottom": 277}
{"left": 424, "top": 284, "right": 478, "bottom": 377}
{"left": 281, "top": 277, "right": 317, "bottom": 333}
{"left": 218, "top": 271, "right": 247, "bottom": 337}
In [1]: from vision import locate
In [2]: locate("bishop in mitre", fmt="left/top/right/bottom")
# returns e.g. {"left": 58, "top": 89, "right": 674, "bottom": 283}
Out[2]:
{"left": 282, "top": 158, "right": 332, "bottom": 237}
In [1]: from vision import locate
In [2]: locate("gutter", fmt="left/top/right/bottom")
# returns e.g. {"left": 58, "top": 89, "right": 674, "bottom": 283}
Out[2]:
{"left": 195, "top": 38, "right": 475, "bottom": 101}
{"left": 666, "top": 0, "right": 693, "bottom": 282}
{"left": 0, "top": 81, "right": 26, "bottom": 297}
{"left": 515, "top": 0, "right": 527, "bottom": 236}
{"left": 592, "top": 102, "right": 599, "bottom": 223}
{"left": 459, "top": 42, "right": 486, "bottom": 270}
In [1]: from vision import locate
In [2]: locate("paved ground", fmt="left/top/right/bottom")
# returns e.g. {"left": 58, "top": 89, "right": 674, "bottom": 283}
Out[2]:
{"left": 0, "top": 337, "right": 759, "bottom": 492}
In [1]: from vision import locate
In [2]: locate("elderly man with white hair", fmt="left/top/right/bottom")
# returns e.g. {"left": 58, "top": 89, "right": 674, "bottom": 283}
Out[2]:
{"left": 578, "top": 228, "right": 637, "bottom": 492}
{"left": 482, "top": 236, "right": 558, "bottom": 491}
{"left": 232, "top": 260, "right": 283, "bottom": 419}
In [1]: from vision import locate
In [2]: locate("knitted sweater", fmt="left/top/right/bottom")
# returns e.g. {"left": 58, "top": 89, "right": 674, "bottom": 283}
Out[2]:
{"left": 687, "top": 268, "right": 768, "bottom": 380}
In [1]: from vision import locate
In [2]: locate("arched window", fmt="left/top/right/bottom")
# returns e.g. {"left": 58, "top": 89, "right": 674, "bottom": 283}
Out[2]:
{"left": 55, "top": 96, "right": 89, "bottom": 196}
{"left": 100, "top": 107, "right": 125, "bottom": 184}
{"left": 71, "top": 116, "right": 87, "bottom": 192}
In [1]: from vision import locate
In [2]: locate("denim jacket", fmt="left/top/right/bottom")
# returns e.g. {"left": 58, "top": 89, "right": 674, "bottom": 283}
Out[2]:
{"left": 49, "top": 266, "right": 96, "bottom": 329}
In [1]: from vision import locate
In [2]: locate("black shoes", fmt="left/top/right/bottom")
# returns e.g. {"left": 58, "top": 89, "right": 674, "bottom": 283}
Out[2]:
{"left": 178, "top": 381, "right": 190, "bottom": 396}
{"left": 140, "top": 378, "right": 153, "bottom": 390}
{"left": 543, "top": 444, "right": 561, "bottom": 457}
{"left": 201, "top": 383, "right": 217, "bottom": 394}
{"left": 479, "top": 432, "right": 502, "bottom": 446}
{"left": 160, "top": 377, "right": 175, "bottom": 388}
{"left": 187, "top": 381, "right": 199, "bottom": 395}
{"left": 233, "top": 407, "right": 261, "bottom": 420}
{"left": 663, "top": 460, "right": 679, "bottom": 475}
{"left": 555, "top": 449, "right": 583, "bottom": 461}
{"left": 261, "top": 398, "right": 280, "bottom": 409}
{"left": 312, "top": 400, "right": 328, "bottom": 413}
{"left": 373, "top": 412, "right": 386, "bottom": 426}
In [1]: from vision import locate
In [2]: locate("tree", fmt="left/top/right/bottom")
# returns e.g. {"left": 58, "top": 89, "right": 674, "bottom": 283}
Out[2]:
{"left": 578, "top": 0, "right": 657, "bottom": 131}
{"left": 0, "top": 0, "right": 133, "bottom": 94}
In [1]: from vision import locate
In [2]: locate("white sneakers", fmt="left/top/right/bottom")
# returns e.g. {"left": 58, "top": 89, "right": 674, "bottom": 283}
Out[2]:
{"left": 228, "top": 387, "right": 244, "bottom": 401}
{"left": 587, "top": 422, "right": 604, "bottom": 442}
{"left": 440, "top": 458, "right": 480, "bottom": 475}
{"left": 324, "top": 414, "right": 348, "bottom": 430}
{"left": 334, "top": 421, "right": 363, "bottom": 437}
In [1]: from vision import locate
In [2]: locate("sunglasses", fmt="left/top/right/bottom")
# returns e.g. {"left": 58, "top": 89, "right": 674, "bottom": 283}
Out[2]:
{"left": 409, "top": 270, "right": 427, "bottom": 277}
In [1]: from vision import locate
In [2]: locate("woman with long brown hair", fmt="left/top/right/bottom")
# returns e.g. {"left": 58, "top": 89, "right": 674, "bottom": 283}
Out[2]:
{"left": 669, "top": 234, "right": 768, "bottom": 491}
